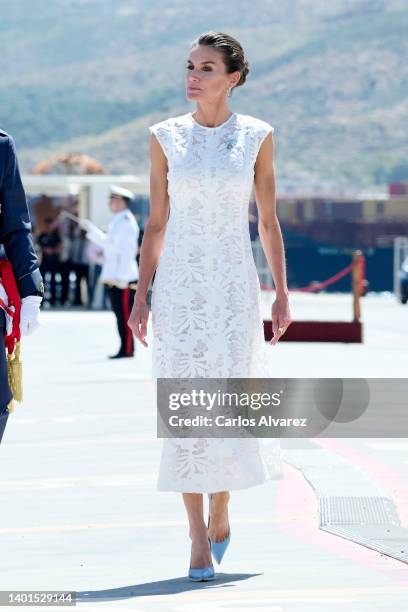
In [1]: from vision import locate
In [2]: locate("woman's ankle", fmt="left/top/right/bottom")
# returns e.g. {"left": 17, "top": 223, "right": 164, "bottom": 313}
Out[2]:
{"left": 189, "top": 524, "right": 209, "bottom": 542}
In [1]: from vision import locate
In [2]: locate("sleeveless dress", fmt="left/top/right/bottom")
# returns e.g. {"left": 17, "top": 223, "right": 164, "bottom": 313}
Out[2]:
{"left": 148, "top": 111, "right": 283, "bottom": 493}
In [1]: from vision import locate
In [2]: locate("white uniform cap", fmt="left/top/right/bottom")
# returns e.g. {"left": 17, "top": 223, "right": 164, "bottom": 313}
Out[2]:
{"left": 110, "top": 184, "right": 134, "bottom": 201}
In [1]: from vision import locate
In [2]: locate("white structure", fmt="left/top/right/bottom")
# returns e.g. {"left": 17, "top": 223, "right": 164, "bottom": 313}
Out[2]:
{"left": 23, "top": 174, "right": 149, "bottom": 227}
{"left": 22, "top": 174, "right": 150, "bottom": 309}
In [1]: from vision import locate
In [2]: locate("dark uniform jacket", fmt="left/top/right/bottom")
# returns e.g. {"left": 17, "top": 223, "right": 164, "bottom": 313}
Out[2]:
{"left": 0, "top": 129, "right": 43, "bottom": 408}
{"left": 0, "top": 130, "right": 43, "bottom": 296}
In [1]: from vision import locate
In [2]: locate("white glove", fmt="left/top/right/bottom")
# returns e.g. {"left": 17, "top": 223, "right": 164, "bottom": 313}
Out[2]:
{"left": 20, "top": 296, "right": 43, "bottom": 336}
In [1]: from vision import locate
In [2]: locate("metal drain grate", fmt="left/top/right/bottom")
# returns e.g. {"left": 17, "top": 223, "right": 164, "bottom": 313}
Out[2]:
{"left": 284, "top": 446, "right": 408, "bottom": 564}
{"left": 322, "top": 525, "right": 408, "bottom": 564}
{"left": 320, "top": 496, "right": 400, "bottom": 527}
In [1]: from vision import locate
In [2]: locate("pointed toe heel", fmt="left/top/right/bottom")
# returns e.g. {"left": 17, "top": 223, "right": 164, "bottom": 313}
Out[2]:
{"left": 209, "top": 528, "right": 231, "bottom": 565}
{"left": 207, "top": 493, "right": 231, "bottom": 565}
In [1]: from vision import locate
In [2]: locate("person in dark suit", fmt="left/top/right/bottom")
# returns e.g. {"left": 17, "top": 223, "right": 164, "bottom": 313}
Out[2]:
{"left": 0, "top": 129, "right": 44, "bottom": 444}
{"left": 37, "top": 217, "right": 62, "bottom": 306}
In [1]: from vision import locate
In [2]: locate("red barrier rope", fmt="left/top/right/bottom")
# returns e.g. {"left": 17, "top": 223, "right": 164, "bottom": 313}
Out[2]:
{"left": 260, "top": 255, "right": 365, "bottom": 293}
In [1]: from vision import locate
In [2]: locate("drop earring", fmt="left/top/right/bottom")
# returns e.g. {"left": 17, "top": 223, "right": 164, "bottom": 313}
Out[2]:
{"left": 227, "top": 85, "right": 232, "bottom": 97}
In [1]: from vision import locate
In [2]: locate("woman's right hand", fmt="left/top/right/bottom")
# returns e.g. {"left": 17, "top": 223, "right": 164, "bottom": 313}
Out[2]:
{"left": 127, "top": 298, "right": 150, "bottom": 347}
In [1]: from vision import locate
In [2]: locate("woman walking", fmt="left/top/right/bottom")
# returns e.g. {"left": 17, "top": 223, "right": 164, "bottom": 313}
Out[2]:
{"left": 128, "top": 31, "right": 292, "bottom": 581}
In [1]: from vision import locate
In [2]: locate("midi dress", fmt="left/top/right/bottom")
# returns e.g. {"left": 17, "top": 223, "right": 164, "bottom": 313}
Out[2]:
{"left": 148, "top": 111, "right": 283, "bottom": 492}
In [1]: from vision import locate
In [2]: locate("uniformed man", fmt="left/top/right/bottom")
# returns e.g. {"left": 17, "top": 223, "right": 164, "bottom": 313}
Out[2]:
{"left": 82, "top": 185, "right": 139, "bottom": 358}
{"left": 0, "top": 129, "right": 44, "bottom": 443}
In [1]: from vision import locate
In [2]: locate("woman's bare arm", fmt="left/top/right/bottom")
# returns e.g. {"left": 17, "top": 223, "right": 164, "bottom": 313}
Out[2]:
{"left": 254, "top": 131, "right": 291, "bottom": 343}
{"left": 253, "top": 132, "right": 288, "bottom": 298}
{"left": 127, "top": 132, "right": 169, "bottom": 346}
{"left": 134, "top": 133, "right": 170, "bottom": 302}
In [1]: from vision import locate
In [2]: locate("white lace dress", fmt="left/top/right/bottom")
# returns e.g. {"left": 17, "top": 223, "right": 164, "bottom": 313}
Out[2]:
{"left": 148, "top": 111, "right": 283, "bottom": 492}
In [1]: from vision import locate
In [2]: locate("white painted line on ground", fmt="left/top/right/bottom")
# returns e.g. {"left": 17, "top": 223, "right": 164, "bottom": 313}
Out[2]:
{"left": 0, "top": 472, "right": 158, "bottom": 489}
{"left": 0, "top": 514, "right": 316, "bottom": 535}
{"left": 3, "top": 436, "right": 159, "bottom": 448}
{"left": 367, "top": 441, "right": 408, "bottom": 451}
{"left": 13, "top": 413, "right": 154, "bottom": 425}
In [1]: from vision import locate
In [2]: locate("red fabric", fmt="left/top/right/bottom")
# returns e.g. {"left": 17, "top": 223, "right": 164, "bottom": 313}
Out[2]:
{"left": 0, "top": 260, "right": 21, "bottom": 353}
{"left": 122, "top": 287, "right": 133, "bottom": 355}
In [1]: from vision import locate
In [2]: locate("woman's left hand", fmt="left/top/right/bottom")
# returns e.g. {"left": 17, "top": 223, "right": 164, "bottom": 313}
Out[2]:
{"left": 271, "top": 293, "right": 292, "bottom": 345}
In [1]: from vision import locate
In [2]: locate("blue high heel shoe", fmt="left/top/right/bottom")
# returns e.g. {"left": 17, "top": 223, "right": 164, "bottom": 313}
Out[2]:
{"left": 188, "top": 564, "right": 215, "bottom": 581}
{"left": 207, "top": 493, "right": 231, "bottom": 565}
{"left": 188, "top": 540, "right": 215, "bottom": 581}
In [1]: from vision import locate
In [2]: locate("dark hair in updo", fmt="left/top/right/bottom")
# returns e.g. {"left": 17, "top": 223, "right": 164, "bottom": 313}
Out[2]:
{"left": 190, "top": 31, "right": 249, "bottom": 95}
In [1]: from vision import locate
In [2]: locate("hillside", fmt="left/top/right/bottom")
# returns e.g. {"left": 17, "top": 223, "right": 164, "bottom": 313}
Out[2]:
{"left": 0, "top": 0, "right": 407, "bottom": 188}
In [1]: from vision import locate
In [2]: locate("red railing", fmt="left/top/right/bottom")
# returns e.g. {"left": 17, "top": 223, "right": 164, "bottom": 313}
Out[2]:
{"left": 260, "top": 253, "right": 366, "bottom": 295}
